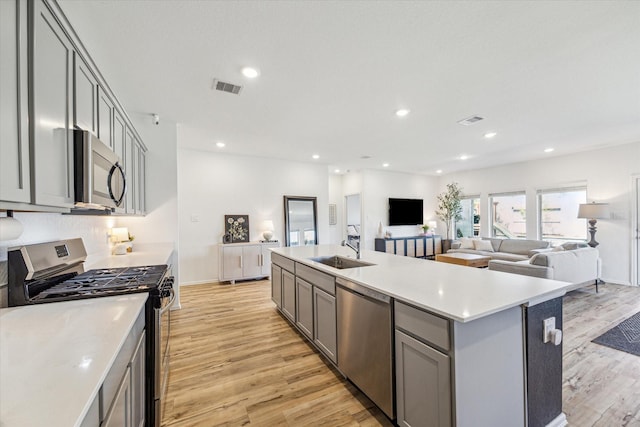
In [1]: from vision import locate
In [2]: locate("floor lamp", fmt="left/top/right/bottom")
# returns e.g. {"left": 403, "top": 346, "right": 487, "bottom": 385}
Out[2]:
{"left": 577, "top": 202, "right": 610, "bottom": 248}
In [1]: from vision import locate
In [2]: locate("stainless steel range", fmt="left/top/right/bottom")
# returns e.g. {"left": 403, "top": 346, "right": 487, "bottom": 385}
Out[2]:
{"left": 7, "top": 238, "right": 175, "bottom": 427}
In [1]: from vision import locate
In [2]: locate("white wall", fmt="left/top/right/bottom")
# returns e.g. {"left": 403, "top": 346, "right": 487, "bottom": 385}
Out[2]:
{"left": 177, "top": 148, "right": 329, "bottom": 285}
{"left": 327, "top": 174, "right": 343, "bottom": 244}
{"left": 440, "top": 141, "right": 640, "bottom": 285}
{"left": 361, "top": 169, "right": 440, "bottom": 250}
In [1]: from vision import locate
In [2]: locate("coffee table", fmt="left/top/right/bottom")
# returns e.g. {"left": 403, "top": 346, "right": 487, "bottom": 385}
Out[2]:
{"left": 435, "top": 252, "right": 491, "bottom": 268}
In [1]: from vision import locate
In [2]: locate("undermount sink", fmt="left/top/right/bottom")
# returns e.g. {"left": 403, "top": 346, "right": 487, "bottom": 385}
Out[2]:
{"left": 309, "top": 255, "right": 375, "bottom": 269}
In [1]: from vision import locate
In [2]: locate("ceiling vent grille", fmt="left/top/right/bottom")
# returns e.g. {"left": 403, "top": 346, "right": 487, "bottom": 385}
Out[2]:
{"left": 213, "top": 79, "right": 242, "bottom": 95}
{"left": 457, "top": 115, "right": 484, "bottom": 126}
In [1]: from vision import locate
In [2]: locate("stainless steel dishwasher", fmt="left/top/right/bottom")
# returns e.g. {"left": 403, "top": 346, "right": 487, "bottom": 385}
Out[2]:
{"left": 336, "top": 277, "right": 394, "bottom": 419}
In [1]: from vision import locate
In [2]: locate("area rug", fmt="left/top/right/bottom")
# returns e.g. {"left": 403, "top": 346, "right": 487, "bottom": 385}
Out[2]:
{"left": 592, "top": 311, "right": 640, "bottom": 357}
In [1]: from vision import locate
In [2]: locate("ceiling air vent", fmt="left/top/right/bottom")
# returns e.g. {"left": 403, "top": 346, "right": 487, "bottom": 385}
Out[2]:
{"left": 457, "top": 115, "right": 484, "bottom": 126}
{"left": 212, "top": 79, "right": 242, "bottom": 95}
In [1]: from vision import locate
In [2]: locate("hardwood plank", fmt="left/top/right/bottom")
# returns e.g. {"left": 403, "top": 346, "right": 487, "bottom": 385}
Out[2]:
{"left": 163, "top": 280, "right": 640, "bottom": 426}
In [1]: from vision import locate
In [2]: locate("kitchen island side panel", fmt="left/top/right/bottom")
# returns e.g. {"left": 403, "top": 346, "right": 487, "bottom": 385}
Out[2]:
{"left": 453, "top": 306, "right": 526, "bottom": 427}
{"left": 526, "top": 297, "right": 563, "bottom": 427}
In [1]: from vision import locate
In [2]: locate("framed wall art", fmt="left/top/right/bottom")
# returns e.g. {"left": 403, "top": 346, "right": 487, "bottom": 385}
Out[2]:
{"left": 224, "top": 215, "right": 249, "bottom": 243}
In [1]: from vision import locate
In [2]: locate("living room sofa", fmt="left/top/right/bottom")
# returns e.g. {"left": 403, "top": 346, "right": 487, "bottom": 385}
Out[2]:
{"left": 448, "top": 237, "right": 551, "bottom": 262}
{"left": 488, "top": 246, "right": 602, "bottom": 291}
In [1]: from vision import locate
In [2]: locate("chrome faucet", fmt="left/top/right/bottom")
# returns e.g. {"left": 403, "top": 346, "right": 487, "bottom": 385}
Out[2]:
{"left": 341, "top": 239, "right": 361, "bottom": 259}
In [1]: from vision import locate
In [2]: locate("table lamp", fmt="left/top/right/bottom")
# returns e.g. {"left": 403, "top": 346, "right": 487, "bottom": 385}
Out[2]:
{"left": 577, "top": 203, "right": 610, "bottom": 248}
{"left": 111, "top": 227, "right": 130, "bottom": 255}
{"left": 262, "top": 220, "right": 274, "bottom": 241}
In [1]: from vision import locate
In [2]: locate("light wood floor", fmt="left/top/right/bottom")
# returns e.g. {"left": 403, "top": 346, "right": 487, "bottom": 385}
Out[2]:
{"left": 162, "top": 281, "right": 640, "bottom": 427}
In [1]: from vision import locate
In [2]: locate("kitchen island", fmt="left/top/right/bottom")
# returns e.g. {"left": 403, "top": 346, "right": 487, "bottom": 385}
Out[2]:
{"left": 271, "top": 245, "right": 570, "bottom": 427}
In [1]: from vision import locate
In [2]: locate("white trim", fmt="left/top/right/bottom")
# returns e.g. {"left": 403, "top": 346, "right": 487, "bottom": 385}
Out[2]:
{"left": 179, "top": 279, "right": 224, "bottom": 286}
{"left": 545, "top": 412, "right": 568, "bottom": 427}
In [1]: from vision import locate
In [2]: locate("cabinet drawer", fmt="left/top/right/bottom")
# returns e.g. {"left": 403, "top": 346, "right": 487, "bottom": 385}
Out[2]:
{"left": 296, "top": 263, "right": 335, "bottom": 295}
{"left": 101, "top": 307, "right": 145, "bottom": 420}
{"left": 271, "top": 253, "right": 295, "bottom": 273}
{"left": 395, "top": 301, "right": 450, "bottom": 351}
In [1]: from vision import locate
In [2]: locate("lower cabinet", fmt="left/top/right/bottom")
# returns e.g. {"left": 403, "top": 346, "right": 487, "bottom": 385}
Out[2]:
{"left": 271, "top": 264, "right": 282, "bottom": 308}
{"left": 100, "top": 309, "right": 145, "bottom": 427}
{"left": 272, "top": 259, "right": 337, "bottom": 364}
{"left": 219, "top": 242, "right": 279, "bottom": 284}
{"left": 281, "top": 269, "right": 296, "bottom": 322}
{"left": 295, "top": 278, "right": 314, "bottom": 338}
{"left": 313, "top": 287, "right": 336, "bottom": 363}
{"left": 103, "top": 366, "right": 132, "bottom": 427}
{"left": 395, "top": 330, "right": 451, "bottom": 427}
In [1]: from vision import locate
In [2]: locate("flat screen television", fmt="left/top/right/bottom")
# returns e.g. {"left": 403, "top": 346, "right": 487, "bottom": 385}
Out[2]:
{"left": 388, "top": 198, "right": 423, "bottom": 226}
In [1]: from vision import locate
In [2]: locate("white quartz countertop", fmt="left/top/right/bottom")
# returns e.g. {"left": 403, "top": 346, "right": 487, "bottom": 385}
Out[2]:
{"left": 0, "top": 294, "right": 147, "bottom": 427}
{"left": 272, "top": 245, "right": 570, "bottom": 322}
{"left": 85, "top": 242, "right": 174, "bottom": 270}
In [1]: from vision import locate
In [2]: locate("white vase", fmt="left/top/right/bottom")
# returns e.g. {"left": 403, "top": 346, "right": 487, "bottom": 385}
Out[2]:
{"left": 377, "top": 222, "right": 383, "bottom": 238}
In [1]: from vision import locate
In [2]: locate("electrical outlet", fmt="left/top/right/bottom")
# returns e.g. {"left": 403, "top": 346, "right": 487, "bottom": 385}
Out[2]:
{"left": 191, "top": 215, "right": 200, "bottom": 223}
{"left": 543, "top": 317, "right": 556, "bottom": 343}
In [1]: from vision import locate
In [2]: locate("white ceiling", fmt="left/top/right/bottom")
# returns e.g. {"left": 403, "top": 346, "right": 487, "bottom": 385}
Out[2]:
{"left": 58, "top": 0, "right": 640, "bottom": 176}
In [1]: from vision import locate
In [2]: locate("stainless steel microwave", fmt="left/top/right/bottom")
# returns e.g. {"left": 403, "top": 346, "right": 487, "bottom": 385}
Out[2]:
{"left": 73, "top": 129, "right": 126, "bottom": 211}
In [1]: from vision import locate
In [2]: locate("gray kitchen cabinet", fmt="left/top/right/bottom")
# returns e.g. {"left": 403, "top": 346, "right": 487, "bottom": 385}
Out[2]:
{"left": 0, "top": 0, "right": 31, "bottom": 204}
{"left": 313, "top": 286, "right": 337, "bottom": 363}
{"left": 135, "top": 143, "right": 146, "bottom": 215}
{"left": 74, "top": 56, "right": 98, "bottom": 135}
{"left": 271, "top": 264, "right": 282, "bottom": 308}
{"left": 130, "top": 331, "right": 146, "bottom": 427}
{"left": 281, "top": 269, "right": 296, "bottom": 322}
{"left": 124, "top": 127, "right": 136, "bottom": 214}
{"left": 395, "top": 330, "right": 451, "bottom": 427}
{"left": 98, "top": 87, "right": 115, "bottom": 149}
{"left": 31, "top": 0, "right": 75, "bottom": 208}
{"left": 295, "top": 277, "right": 314, "bottom": 339}
{"left": 112, "top": 110, "right": 126, "bottom": 214}
{"left": 395, "top": 300, "right": 452, "bottom": 427}
{"left": 102, "top": 366, "right": 132, "bottom": 427}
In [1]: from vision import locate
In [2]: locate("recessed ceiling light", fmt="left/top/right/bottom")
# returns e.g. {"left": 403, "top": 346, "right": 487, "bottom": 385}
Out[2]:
{"left": 312, "top": 154, "right": 320, "bottom": 160}
{"left": 459, "top": 155, "right": 469, "bottom": 160}
{"left": 382, "top": 163, "right": 390, "bottom": 167}
{"left": 241, "top": 67, "right": 260, "bottom": 78}
{"left": 436, "top": 169, "right": 443, "bottom": 174}
{"left": 216, "top": 141, "right": 225, "bottom": 148}
{"left": 334, "top": 169, "right": 340, "bottom": 173}
{"left": 395, "top": 109, "right": 410, "bottom": 117}
{"left": 544, "top": 148, "right": 555, "bottom": 153}
{"left": 484, "top": 132, "right": 497, "bottom": 139}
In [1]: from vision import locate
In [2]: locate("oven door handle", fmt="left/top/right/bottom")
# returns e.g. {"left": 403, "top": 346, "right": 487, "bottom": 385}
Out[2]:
{"left": 160, "top": 285, "right": 176, "bottom": 315}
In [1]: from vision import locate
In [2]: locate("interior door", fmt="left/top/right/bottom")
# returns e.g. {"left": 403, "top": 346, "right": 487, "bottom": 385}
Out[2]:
{"left": 345, "top": 193, "right": 361, "bottom": 249}
{"left": 636, "top": 177, "right": 640, "bottom": 285}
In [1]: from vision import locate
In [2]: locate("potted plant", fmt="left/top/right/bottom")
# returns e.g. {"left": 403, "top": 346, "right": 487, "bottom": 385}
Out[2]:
{"left": 420, "top": 224, "right": 430, "bottom": 235}
{"left": 435, "top": 182, "right": 463, "bottom": 251}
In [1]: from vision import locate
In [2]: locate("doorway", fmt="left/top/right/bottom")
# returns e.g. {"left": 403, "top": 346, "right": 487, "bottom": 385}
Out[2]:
{"left": 635, "top": 177, "right": 640, "bottom": 285}
{"left": 345, "top": 193, "right": 362, "bottom": 249}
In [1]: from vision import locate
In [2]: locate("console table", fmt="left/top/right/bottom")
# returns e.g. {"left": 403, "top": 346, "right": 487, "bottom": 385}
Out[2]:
{"left": 374, "top": 235, "right": 442, "bottom": 259}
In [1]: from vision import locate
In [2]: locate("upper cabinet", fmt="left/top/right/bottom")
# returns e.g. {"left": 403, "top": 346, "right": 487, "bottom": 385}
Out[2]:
{"left": 74, "top": 56, "right": 98, "bottom": 135}
{"left": 0, "top": 0, "right": 30, "bottom": 204}
{"left": 31, "top": 0, "right": 75, "bottom": 208}
{"left": 98, "top": 88, "right": 115, "bottom": 149}
{"left": 0, "top": 0, "right": 148, "bottom": 215}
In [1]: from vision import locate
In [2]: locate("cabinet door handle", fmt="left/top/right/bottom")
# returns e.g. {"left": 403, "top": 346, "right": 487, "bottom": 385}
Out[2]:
{"left": 260, "top": 254, "right": 264, "bottom": 266}
{"left": 240, "top": 256, "right": 243, "bottom": 268}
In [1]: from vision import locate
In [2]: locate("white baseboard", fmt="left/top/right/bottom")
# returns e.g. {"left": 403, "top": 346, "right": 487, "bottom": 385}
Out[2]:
{"left": 546, "top": 412, "right": 568, "bottom": 427}
{"left": 179, "top": 279, "right": 222, "bottom": 286}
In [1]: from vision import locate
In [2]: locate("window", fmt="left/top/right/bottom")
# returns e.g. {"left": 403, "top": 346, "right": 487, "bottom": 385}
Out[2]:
{"left": 456, "top": 197, "right": 480, "bottom": 238}
{"left": 538, "top": 187, "right": 587, "bottom": 244}
{"left": 490, "top": 192, "right": 526, "bottom": 239}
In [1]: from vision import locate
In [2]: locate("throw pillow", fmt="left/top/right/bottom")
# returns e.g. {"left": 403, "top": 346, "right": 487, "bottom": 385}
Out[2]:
{"left": 459, "top": 237, "right": 475, "bottom": 249}
{"left": 552, "top": 245, "right": 565, "bottom": 252}
{"left": 530, "top": 253, "right": 549, "bottom": 266}
{"left": 473, "top": 239, "right": 494, "bottom": 252}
